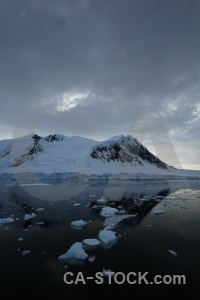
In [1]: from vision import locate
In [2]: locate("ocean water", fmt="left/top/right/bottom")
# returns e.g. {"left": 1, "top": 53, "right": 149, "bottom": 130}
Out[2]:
{"left": 0, "top": 179, "right": 200, "bottom": 295}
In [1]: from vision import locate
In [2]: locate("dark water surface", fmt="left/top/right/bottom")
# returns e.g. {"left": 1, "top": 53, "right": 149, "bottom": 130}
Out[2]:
{"left": 0, "top": 179, "right": 200, "bottom": 295}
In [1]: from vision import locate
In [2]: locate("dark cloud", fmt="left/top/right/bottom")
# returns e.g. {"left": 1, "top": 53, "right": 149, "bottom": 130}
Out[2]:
{"left": 0, "top": 0, "right": 200, "bottom": 169}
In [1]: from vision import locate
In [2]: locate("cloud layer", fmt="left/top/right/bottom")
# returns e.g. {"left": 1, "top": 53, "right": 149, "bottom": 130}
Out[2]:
{"left": 0, "top": 0, "right": 200, "bottom": 169}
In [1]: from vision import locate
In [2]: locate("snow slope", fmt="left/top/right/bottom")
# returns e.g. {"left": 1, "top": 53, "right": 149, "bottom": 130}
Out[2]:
{"left": 0, "top": 133, "right": 199, "bottom": 179}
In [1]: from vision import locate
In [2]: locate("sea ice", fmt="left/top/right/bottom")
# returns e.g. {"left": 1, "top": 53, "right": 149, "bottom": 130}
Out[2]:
{"left": 70, "top": 220, "right": 88, "bottom": 229}
{"left": 104, "top": 214, "right": 136, "bottom": 229}
{"left": 0, "top": 217, "right": 15, "bottom": 224}
{"left": 24, "top": 213, "right": 36, "bottom": 220}
{"left": 58, "top": 242, "right": 88, "bottom": 260}
{"left": 98, "top": 229, "right": 117, "bottom": 247}
{"left": 102, "top": 268, "right": 115, "bottom": 276}
{"left": 151, "top": 209, "right": 166, "bottom": 215}
{"left": 21, "top": 250, "right": 31, "bottom": 256}
{"left": 168, "top": 249, "right": 178, "bottom": 256}
{"left": 82, "top": 238, "right": 100, "bottom": 246}
{"left": 97, "top": 197, "right": 107, "bottom": 204}
{"left": 100, "top": 207, "right": 118, "bottom": 217}
{"left": 88, "top": 255, "right": 96, "bottom": 262}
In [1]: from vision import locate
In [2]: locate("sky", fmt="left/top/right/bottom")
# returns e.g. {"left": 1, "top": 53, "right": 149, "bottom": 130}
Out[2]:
{"left": 0, "top": 0, "right": 200, "bottom": 170}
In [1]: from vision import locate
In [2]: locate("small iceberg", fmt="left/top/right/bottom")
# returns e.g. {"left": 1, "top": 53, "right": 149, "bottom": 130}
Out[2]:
{"left": 104, "top": 214, "right": 136, "bottom": 230}
{"left": 102, "top": 268, "right": 115, "bottom": 276}
{"left": 0, "top": 217, "right": 15, "bottom": 224}
{"left": 168, "top": 249, "right": 178, "bottom": 256}
{"left": 100, "top": 207, "right": 118, "bottom": 217}
{"left": 24, "top": 213, "right": 36, "bottom": 220}
{"left": 70, "top": 220, "right": 88, "bottom": 229}
{"left": 82, "top": 238, "right": 100, "bottom": 247}
{"left": 98, "top": 229, "right": 117, "bottom": 249}
{"left": 21, "top": 250, "right": 31, "bottom": 256}
{"left": 88, "top": 255, "right": 96, "bottom": 262}
{"left": 58, "top": 242, "right": 88, "bottom": 262}
{"left": 97, "top": 197, "right": 107, "bottom": 204}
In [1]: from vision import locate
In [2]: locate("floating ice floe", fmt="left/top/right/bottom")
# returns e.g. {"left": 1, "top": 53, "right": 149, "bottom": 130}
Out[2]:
{"left": 24, "top": 213, "right": 36, "bottom": 220}
{"left": 97, "top": 197, "right": 107, "bottom": 204}
{"left": 36, "top": 208, "right": 44, "bottom": 211}
{"left": 82, "top": 238, "right": 100, "bottom": 247}
{"left": 88, "top": 255, "right": 96, "bottom": 262}
{"left": 104, "top": 214, "right": 136, "bottom": 230}
{"left": 58, "top": 242, "right": 88, "bottom": 261}
{"left": 98, "top": 229, "right": 117, "bottom": 248}
{"left": 168, "top": 249, "right": 178, "bottom": 256}
{"left": 151, "top": 209, "right": 166, "bottom": 215}
{"left": 74, "top": 203, "right": 81, "bottom": 206}
{"left": 0, "top": 217, "right": 15, "bottom": 224}
{"left": 100, "top": 207, "right": 118, "bottom": 217}
{"left": 102, "top": 268, "right": 115, "bottom": 276}
{"left": 70, "top": 220, "right": 88, "bottom": 229}
{"left": 18, "top": 237, "right": 24, "bottom": 241}
{"left": 21, "top": 250, "right": 31, "bottom": 256}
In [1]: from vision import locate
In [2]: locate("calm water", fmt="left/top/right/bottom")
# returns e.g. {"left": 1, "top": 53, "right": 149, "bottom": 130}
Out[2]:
{"left": 0, "top": 179, "right": 200, "bottom": 295}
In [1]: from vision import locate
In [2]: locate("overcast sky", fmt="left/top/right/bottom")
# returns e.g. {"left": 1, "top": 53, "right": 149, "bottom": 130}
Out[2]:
{"left": 0, "top": 0, "right": 199, "bottom": 170}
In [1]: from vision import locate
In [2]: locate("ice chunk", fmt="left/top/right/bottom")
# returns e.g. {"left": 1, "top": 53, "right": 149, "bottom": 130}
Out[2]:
{"left": 82, "top": 238, "right": 100, "bottom": 246}
{"left": 74, "top": 203, "right": 80, "bottom": 206}
{"left": 168, "top": 249, "right": 178, "bottom": 256}
{"left": 97, "top": 197, "right": 107, "bottom": 204}
{"left": 24, "top": 213, "right": 36, "bottom": 220}
{"left": 100, "top": 207, "right": 118, "bottom": 217}
{"left": 36, "top": 208, "right": 44, "bottom": 211}
{"left": 151, "top": 209, "right": 166, "bottom": 215}
{"left": 70, "top": 220, "right": 88, "bottom": 229}
{"left": 98, "top": 229, "right": 117, "bottom": 248}
{"left": 18, "top": 237, "right": 24, "bottom": 241}
{"left": 0, "top": 217, "right": 15, "bottom": 224}
{"left": 104, "top": 214, "right": 136, "bottom": 229}
{"left": 21, "top": 250, "right": 31, "bottom": 256}
{"left": 88, "top": 255, "right": 96, "bottom": 262}
{"left": 58, "top": 242, "right": 88, "bottom": 260}
{"left": 102, "top": 268, "right": 115, "bottom": 276}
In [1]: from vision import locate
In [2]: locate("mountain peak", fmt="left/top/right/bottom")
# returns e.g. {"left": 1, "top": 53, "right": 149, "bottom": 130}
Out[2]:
{"left": 0, "top": 133, "right": 199, "bottom": 178}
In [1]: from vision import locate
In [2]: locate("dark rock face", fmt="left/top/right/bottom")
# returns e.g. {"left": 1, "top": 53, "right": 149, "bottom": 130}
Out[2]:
{"left": 29, "top": 135, "right": 43, "bottom": 155}
{"left": 45, "top": 134, "right": 63, "bottom": 142}
{"left": 11, "top": 135, "right": 43, "bottom": 167}
{"left": 90, "top": 136, "right": 168, "bottom": 170}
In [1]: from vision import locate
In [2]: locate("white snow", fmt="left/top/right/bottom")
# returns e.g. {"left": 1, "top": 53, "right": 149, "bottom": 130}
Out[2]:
{"left": 1, "top": 133, "right": 199, "bottom": 178}
{"left": 100, "top": 207, "right": 118, "bottom": 217}
{"left": 98, "top": 229, "right": 117, "bottom": 245}
{"left": 82, "top": 238, "right": 100, "bottom": 246}
{"left": 0, "top": 217, "right": 15, "bottom": 224}
{"left": 58, "top": 242, "right": 88, "bottom": 260}
{"left": 24, "top": 213, "right": 36, "bottom": 220}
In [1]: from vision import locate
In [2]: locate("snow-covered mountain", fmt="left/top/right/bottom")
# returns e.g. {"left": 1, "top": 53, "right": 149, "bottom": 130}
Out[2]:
{"left": 0, "top": 133, "right": 199, "bottom": 179}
